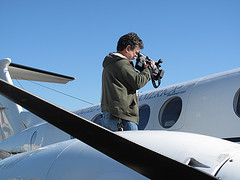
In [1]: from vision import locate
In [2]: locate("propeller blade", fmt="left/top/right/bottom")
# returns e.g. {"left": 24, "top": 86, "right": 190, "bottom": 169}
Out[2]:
{"left": 0, "top": 79, "right": 217, "bottom": 180}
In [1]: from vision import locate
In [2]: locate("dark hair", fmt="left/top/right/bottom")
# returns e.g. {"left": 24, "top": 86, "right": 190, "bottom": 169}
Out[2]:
{"left": 117, "top": 32, "right": 144, "bottom": 52}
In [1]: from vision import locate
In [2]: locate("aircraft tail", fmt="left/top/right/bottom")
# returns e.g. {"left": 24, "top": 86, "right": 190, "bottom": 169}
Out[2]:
{"left": 0, "top": 58, "right": 75, "bottom": 141}
{"left": 0, "top": 58, "right": 24, "bottom": 141}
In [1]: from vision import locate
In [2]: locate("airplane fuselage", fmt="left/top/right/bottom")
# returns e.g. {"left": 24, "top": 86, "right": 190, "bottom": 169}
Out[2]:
{"left": 75, "top": 68, "right": 240, "bottom": 140}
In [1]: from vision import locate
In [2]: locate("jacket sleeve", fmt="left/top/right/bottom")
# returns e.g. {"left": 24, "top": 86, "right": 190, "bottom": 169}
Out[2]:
{"left": 120, "top": 60, "right": 151, "bottom": 91}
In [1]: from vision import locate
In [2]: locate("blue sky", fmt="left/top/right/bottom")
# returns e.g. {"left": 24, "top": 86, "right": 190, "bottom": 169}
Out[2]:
{"left": 0, "top": 0, "right": 239, "bottom": 111}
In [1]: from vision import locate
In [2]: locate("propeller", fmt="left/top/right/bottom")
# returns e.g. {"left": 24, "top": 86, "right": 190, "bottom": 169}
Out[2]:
{"left": 0, "top": 78, "right": 218, "bottom": 180}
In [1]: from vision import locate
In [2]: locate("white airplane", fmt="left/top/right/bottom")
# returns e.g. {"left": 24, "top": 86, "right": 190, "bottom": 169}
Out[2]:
{"left": 0, "top": 58, "right": 240, "bottom": 179}
{"left": 0, "top": 58, "right": 74, "bottom": 159}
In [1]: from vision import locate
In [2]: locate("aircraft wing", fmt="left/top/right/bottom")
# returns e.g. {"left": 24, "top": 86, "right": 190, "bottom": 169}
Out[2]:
{"left": 9, "top": 63, "right": 75, "bottom": 84}
{"left": 0, "top": 78, "right": 217, "bottom": 180}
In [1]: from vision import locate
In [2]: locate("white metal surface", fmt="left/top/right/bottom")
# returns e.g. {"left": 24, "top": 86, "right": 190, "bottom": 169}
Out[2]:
{"left": 1, "top": 131, "right": 240, "bottom": 179}
{"left": 119, "top": 131, "right": 240, "bottom": 176}
{"left": 0, "top": 139, "right": 147, "bottom": 180}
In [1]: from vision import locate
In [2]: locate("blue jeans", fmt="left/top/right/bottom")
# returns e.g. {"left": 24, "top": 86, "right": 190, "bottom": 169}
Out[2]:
{"left": 101, "top": 111, "right": 138, "bottom": 131}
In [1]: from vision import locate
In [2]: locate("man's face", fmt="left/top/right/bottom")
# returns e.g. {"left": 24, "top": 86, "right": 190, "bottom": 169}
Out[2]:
{"left": 125, "top": 45, "right": 140, "bottom": 61}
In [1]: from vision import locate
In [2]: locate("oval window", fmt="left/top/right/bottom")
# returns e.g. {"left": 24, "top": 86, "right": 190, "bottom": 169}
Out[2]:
{"left": 233, "top": 89, "right": 240, "bottom": 118}
{"left": 138, "top": 104, "right": 150, "bottom": 130}
{"left": 92, "top": 113, "right": 103, "bottom": 126}
{"left": 159, "top": 97, "right": 182, "bottom": 128}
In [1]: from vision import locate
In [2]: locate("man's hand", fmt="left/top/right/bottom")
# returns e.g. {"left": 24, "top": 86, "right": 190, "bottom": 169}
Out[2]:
{"left": 144, "top": 60, "right": 156, "bottom": 69}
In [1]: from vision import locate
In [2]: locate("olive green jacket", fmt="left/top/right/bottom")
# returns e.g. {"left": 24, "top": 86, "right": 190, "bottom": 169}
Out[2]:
{"left": 101, "top": 53, "right": 150, "bottom": 124}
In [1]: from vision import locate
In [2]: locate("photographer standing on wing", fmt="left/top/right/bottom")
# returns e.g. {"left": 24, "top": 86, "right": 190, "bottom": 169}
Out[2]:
{"left": 101, "top": 32, "right": 154, "bottom": 131}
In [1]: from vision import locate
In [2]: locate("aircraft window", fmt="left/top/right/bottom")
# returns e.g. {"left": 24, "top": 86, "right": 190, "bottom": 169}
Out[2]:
{"left": 159, "top": 96, "right": 182, "bottom": 128}
{"left": 233, "top": 89, "right": 240, "bottom": 118}
{"left": 138, "top": 104, "right": 150, "bottom": 130}
{"left": 92, "top": 113, "right": 103, "bottom": 126}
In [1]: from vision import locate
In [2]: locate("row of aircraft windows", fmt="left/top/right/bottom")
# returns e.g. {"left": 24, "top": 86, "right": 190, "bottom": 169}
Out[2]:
{"left": 138, "top": 96, "right": 183, "bottom": 129}
{"left": 92, "top": 89, "right": 240, "bottom": 130}
{"left": 91, "top": 96, "right": 182, "bottom": 130}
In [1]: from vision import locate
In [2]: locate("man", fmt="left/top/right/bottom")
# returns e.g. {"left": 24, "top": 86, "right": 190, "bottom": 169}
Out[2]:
{"left": 101, "top": 32, "right": 152, "bottom": 131}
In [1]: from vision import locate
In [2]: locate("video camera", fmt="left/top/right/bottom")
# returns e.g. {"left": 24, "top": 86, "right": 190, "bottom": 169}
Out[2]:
{"left": 135, "top": 52, "right": 164, "bottom": 88}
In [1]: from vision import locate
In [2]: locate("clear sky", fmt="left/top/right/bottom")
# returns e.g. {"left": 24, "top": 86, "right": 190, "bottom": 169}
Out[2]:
{"left": 0, "top": 0, "right": 239, "bottom": 111}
